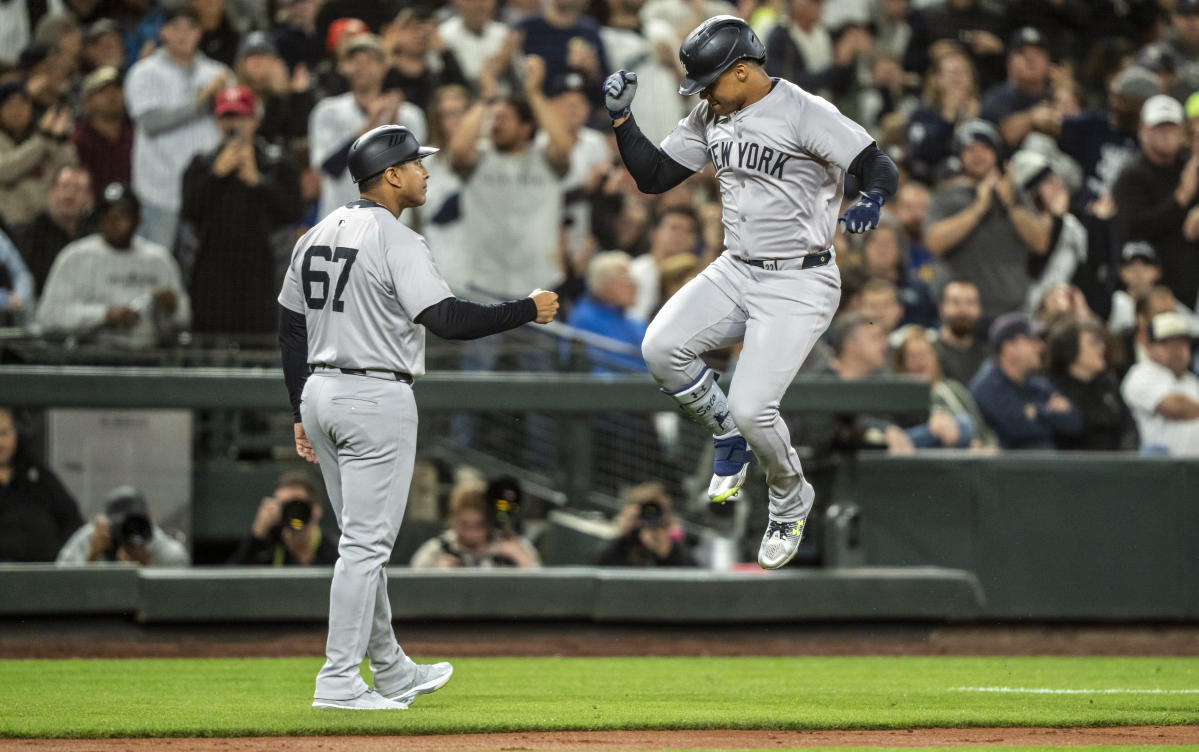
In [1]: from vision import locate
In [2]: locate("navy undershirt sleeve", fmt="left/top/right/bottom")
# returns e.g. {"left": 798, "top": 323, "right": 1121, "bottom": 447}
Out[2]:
{"left": 416, "top": 296, "right": 538, "bottom": 340}
{"left": 612, "top": 115, "right": 694, "bottom": 195}
{"left": 847, "top": 143, "right": 899, "bottom": 201}
{"left": 278, "top": 305, "right": 310, "bottom": 423}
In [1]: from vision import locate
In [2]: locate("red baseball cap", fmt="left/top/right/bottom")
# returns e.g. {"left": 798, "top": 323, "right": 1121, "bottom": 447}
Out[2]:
{"left": 214, "top": 86, "right": 256, "bottom": 117}
{"left": 326, "top": 17, "right": 368, "bottom": 54}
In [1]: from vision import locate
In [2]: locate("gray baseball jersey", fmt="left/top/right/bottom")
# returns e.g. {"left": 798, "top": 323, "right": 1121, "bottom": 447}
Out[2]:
{"left": 278, "top": 199, "right": 453, "bottom": 375}
{"left": 660, "top": 78, "right": 872, "bottom": 259}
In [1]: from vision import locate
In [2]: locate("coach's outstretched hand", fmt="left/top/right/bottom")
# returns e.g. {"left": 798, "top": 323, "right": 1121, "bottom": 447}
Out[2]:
{"left": 839, "top": 191, "right": 884, "bottom": 234}
{"left": 603, "top": 70, "right": 637, "bottom": 120}
{"left": 529, "top": 289, "right": 560, "bottom": 323}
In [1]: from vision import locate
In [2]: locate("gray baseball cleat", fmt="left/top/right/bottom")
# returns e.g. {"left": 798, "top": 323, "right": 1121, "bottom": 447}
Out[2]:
{"left": 757, "top": 517, "right": 805, "bottom": 569}
{"left": 312, "top": 689, "right": 408, "bottom": 710}
{"left": 383, "top": 661, "right": 454, "bottom": 705}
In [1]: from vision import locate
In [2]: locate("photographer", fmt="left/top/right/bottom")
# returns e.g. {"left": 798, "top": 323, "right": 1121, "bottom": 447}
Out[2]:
{"left": 410, "top": 478, "right": 540, "bottom": 569}
{"left": 229, "top": 472, "right": 337, "bottom": 566}
{"left": 593, "top": 483, "right": 696, "bottom": 567}
{"left": 56, "top": 486, "right": 189, "bottom": 566}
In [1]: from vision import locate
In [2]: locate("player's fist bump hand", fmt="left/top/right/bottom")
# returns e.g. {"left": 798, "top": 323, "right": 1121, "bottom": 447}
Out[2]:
{"left": 529, "top": 289, "right": 560, "bottom": 323}
{"left": 603, "top": 70, "right": 637, "bottom": 119}
{"left": 838, "top": 191, "right": 883, "bottom": 234}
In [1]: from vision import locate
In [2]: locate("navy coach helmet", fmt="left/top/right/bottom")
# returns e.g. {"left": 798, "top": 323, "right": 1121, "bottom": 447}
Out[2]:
{"left": 348, "top": 125, "right": 439, "bottom": 183}
{"left": 677, "top": 15, "right": 766, "bottom": 96}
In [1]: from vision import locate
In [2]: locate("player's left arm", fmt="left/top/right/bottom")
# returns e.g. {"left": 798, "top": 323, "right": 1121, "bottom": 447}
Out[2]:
{"left": 277, "top": 304, "right": 316, "bottom": 463}
{"left": 839, "top": 143, "right": 899, "bottom": 234}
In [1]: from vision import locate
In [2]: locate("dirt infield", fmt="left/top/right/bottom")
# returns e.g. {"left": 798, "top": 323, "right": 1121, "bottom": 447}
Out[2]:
{"left": 3, "top": 622, "right": 1199, "bottom": 659}
{"left": 3, "top": 727, "right": 1199, "bottom": 751}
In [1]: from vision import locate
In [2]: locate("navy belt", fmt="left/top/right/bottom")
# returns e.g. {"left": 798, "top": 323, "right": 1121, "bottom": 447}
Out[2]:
{"left": 312, "top": 365, "right": 413, "bottom": 383}
{"left": 734, "top": 250, "right": 832, "bottom": 271}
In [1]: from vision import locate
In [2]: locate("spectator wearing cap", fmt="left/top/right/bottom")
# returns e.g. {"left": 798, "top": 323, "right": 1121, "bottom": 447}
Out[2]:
{"left": 763, "top": 0, "right": 873, "bottom": 105}
{"left": 13, "top": 164, "right": 92, "bottom": 295}
{"left": 1134, "top": 42, "right": 1178, "bottom": 97}
{"left": 1112, "top": 94, "right": 1199, "bottom": 312}
{"left": 0, "top": 406, "right": 83, "bottom": 562}
{"left": 439, "top": 0, "right": 512, "bottom": 92}
{"left": 381, "top": 7, "right": 468, "bottom": 113}
{"left": 124, "top": 6, "right": 230, "bottom": 251}
{"left": 234, "top": 31, "right": 315, "bottom": 150}
{"left": 0, "top": 81, "right": 77, "bottom": 228}
{"left": 71, "top": 66, "right": 133, "bottom": 196}
{"left": 311, "top": 17, "right": 368, "bottom": 100}
{"left": 1122, "top": 285, "right": 1199, "bottom": 372}
{"left": 924, "top": 120, "right": 1047, "bottom": 321}
{"left": 37, "top": 182, "right": 190, "bottom": 348}
{"left": 56, "top": 486, "right": 189, "bottom": 566}
{"left": 179, "top": 86, "right": 301, "bottom": 337}
{"left": 315, "top": 0, "right": 404, "bottom": 53}
{"left": 308, "top": 32, "right": 428, "bottom": 219}
{"left": 1045, "top": 316, "right": 1138, "bottom": 451}
{"left": 1007, "top": 149, "right": 1089, "bottom": 315}
{"left": 1060, "top": 65, "right": 1159, "bottom": 205}
{"left": 902, "top": 0, "right": 1008, "bottom": 92}
{"left": 979, "top": 27, "right": 1057, "bottom": 148}
{"left": 906, "top": 49, "right": 981, "bottom": 185}
{"left": 1005, "top": 0, "right": 1087, "bottom": 69}
{"left": 1163, "top": 0, "right": 1199, "bottom": 102}
{"left": 82, "top": 19, "right": 126, "bottom": 73}
{"left": 1110, "top": 241, "right": 1166, "bottom": 335}
{"left": 273, "top": 0, "right": 322, "bottom": 73}
{"left": 515, "top": 0, "right": 610, "bottom": 102}
{"left": 1121, "top": 311, "right": 1199, "bottom": 455}
{"left": 969, "top": 312, "right": 1083, "bottom": 449}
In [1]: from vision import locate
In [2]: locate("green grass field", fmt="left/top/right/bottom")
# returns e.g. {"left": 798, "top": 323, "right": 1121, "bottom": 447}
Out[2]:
{"left": 1, "top": 656, "right": 1197, "bottom": 738}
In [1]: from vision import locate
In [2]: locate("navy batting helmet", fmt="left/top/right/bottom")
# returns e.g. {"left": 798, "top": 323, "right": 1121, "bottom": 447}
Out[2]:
{"left": 677, "top": 15, "right": 766, "bottom": 96}
{"left": 348, "top": 125, "right": 438, "bottom": 183}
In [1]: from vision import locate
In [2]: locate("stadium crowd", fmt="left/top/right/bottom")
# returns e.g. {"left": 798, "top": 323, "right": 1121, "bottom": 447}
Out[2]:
{"left": 4, "top": 0, "right": 1199, "bottom": 565}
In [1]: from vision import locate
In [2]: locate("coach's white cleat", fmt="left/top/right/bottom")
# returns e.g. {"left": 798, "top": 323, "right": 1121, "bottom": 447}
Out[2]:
{"left": 709, "top": 434, "right": 753, "bottom": 503}
{"left": 383, "top": 661, "right": 454, "bottom": 705}
{"left": 312, "top": 689, "right": 408, "bottom": 710}
{"left": 757, "top": 517, "right": 805, "bottom": 570}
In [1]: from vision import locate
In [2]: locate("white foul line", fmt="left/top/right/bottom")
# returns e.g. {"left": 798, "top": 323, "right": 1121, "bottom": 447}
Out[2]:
{"left": 951, "top": 687, "right": 1199, "bottom": 694}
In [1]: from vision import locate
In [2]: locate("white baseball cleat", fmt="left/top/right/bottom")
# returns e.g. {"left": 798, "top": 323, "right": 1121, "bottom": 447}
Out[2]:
{"left": 757, "top": 517, "right": 806, "bottom": 570}
{"left": 312, "top": 689, "right": 408, "bottom": 710}
{"left": 383, "top": 661, "right": 454, "bottom": 705}
{"left": 709, "top": 434, "right": 753, "bottom": 503}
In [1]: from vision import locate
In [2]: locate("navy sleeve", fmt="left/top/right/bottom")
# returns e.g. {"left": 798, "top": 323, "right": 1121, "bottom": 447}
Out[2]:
{"left": 847, "top": 144, "right": 899, "bottom": 202}
{"left": 416, "top": 296, "right": 538, "bottom": 340}
{"left": 613, "top": 115, "right": 694, "bottom": 194}
{"left": 320, "top": 138, "right": 354, "bottom": 178}
{"left": 278, "top": 305, "right": 309, "bottom": 422}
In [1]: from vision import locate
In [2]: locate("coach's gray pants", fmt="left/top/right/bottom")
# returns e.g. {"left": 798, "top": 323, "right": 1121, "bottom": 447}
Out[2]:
{"left": 302, "top": 371, "right": 420, "bottom": 701}
{"left": 642, "top": 252, "right": 840, "bottom": 522}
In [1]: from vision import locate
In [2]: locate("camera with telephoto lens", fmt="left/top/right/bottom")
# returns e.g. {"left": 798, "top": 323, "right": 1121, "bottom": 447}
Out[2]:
{"left": 485, "top": 476, "right": 523, "bottom": 536}
{"left": 639, "top": 500, "right": 665, "bottom": 528}
{"left": 102, "top": 486, "right": 154, "bottom": 557}
{"left": 279, "top": 498, "right": 313, "bottom": 533}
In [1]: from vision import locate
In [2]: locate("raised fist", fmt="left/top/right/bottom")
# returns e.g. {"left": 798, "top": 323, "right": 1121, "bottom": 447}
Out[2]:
{"left": 603, "top": 70, "right": 637, "bottom": 120}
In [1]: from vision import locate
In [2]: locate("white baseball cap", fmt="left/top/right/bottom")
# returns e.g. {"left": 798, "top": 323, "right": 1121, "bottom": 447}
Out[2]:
{"left": 1150, "top": 311, "right": 1190, "bottom": 342}
{"left": 1142, "top": 94, "right": 1184, "bottom": 127}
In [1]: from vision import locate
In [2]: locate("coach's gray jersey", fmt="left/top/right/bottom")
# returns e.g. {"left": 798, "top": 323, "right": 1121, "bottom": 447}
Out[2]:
{"left": 278, "top": 200, "right": 453, "bottom": 375}
{"left": 660, "top": 79, "right": 872, "bottom": 260}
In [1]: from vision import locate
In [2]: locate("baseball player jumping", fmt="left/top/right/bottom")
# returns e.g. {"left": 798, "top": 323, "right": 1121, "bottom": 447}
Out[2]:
{"left": 603, "top": 16, "right": 897, "bottom": 569}
{"left": 278, "top": 125, "right": 559, "bottom": 709}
